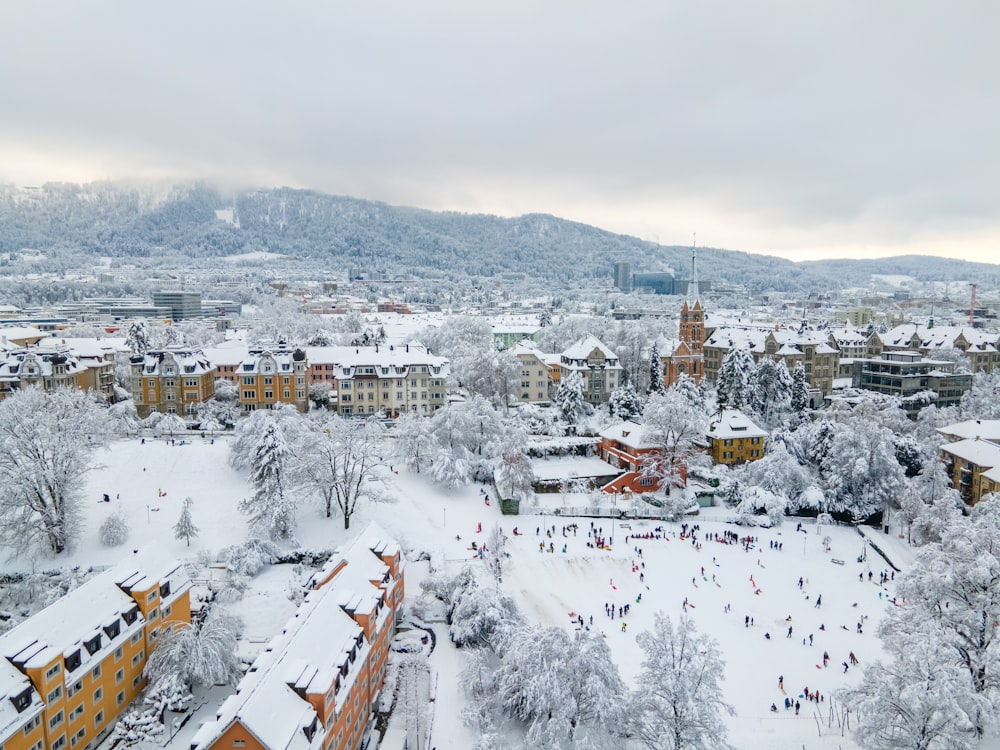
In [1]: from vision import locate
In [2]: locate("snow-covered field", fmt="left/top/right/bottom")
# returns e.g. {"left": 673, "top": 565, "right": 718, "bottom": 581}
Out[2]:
{"left": 13, "top": 437, "right": 915, "bottom": 749}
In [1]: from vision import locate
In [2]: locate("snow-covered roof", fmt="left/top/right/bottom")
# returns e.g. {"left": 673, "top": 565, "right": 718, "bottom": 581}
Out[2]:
{"left": 707, "top": 409, "right": 767, "bottom": 440}
{"left": 561, "top": 335, "right": 618, "bottom": 362}
{"left": 0, "top": 326, "right": 50, "bottom": 345}
{"left": 940, "top": 438, "right": 1000, "bottom": 468}
{"left": 0, "top": 543, "right": 188, "bottom": 720}
{"left": 191, "top": 523, "right": 401, "bottom": 750}
{"left": 303, "top": 343, "right": 446, "bottom": 372}
{"left": 599, "top": 420, "right": 657, "bottom": 450}
{"left": 530, "top": 455, "right": 621, "bottom": 482}
{"left": 137, "top": 347, "right": 215, "bottom": 377}
{"left": 937, "top": 420, "right": 1000, "bottom": 445}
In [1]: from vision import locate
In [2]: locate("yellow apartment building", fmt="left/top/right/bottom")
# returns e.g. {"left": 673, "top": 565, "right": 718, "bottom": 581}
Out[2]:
{"left": 0, "top": 545, "right": 191, "bottom": 750}
{"left": 190, "top": 523, "right": 404, "bottom": 750}
{"left": 707, "top": 409, "right": 768, "bottom": 465}
{"left": 130, "top": 347, "right": 217, "bottom": 419}
{"left": 236, "top": 345, "right": 308, "bottom": 415}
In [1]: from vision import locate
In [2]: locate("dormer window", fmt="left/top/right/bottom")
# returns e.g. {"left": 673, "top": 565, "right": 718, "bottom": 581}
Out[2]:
{"left": 122, "top": 606, "right": 139, "bottom": 625}
{"left": 103, "top": 620, "right": 121, "bottom": 640}
{"left": 10, "top": 687, "right": 32, "bottom": 713}
{"left": 64, "top": 650, "right": 82, "bottom": 673}
{"left": 159, "top": 581, "right": 171, "bottom": 599}
{"left": 84, "top": 635, "right": 102, "bottom": 656}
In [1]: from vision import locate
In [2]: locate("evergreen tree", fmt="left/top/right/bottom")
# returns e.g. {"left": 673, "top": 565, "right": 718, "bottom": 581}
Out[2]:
{"left": 608, "top": 381, "right": 643, "bottom": 421}
{"left": 125, "top": 319, "right": 150, "bottom": 355}
{"left": 715, "top": 347, "right": 755, "bottom": 411}
{"left": 173, "top": 497, "right": 199, "bottom": 547}
{"left": 749, "top": 357, "right": 793, "bottom": 428}
{"left": 554, "top": 371, "right": 585, "bottom": 424}
{"left": 648, "top": 342, "right": 665, "bottom": 395}
{"left": 238, "top": 418, "right": 295, "bottom": 541}
{"left": 790, "top": 360, "right": 810, "bottom": 424}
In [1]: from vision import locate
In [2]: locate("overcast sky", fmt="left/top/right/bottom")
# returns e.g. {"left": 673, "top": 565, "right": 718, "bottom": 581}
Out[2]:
{"left": 2, "top": 2, "right": 997, "bottom": 264}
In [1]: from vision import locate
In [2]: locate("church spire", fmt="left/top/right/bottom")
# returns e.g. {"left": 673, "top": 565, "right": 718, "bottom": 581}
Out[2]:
{"left": 689, "top": 232, "right": 700, "bottom": 301}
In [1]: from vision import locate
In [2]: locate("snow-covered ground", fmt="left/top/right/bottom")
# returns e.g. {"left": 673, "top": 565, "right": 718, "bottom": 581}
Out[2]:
{"left": 10, "top": 437, "right": 918, "bottom": 749}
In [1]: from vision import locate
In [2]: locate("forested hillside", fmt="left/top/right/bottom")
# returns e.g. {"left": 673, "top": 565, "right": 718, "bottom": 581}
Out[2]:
{"left": 2, "top": 182, "right": 998, "bottom": 291}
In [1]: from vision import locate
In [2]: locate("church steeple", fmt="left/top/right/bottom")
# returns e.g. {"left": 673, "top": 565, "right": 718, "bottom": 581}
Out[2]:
{"left": 688, "top": 233, "right": 700, "bottom": 301}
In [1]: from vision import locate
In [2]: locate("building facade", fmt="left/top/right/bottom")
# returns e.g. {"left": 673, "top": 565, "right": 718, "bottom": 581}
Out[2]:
{"left": 706, "top": 409, "right": 767, "bottom": 465}
{"left": 305, "top": 343, "right": 449, "bottom": 417}
{"left": 662, "top": 299, "right": 706, "bottom": 387}
{"left": 850, "top": 351, "right": 972, "bottom": 416}
{"left": 940, "top": 438, "right": 1000, "bottom": 506}
{"left": 597, "top": 421, "right": 687, "bottom": 495}
{"left": 190, "top": 524, "right": 403, "bottom": 750}
{"left": 510, "top": 341, "right": 552, "bottom": 404}
{"left": 560, "top": 336, "right": 622, "bottom": 405}
{"left": 130, "top": 347, "right": 217, "bottom": 419}
{"left": 0, "top": 545, "right": 191, "bottom": 750}
{"left": 151, "top": 292, "right": 202, "bottom": 322}
{"left": 236, "top": 345, "right": 309, "bottom": 415}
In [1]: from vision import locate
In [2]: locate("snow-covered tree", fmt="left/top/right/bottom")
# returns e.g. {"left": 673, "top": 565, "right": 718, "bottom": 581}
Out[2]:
{"left": 448, "top": 569, "right": 524, "bottom": 648}
{"left": 454, "top": 346, "right": 522, "bottom": 409}
{"left": 144, "top": 672, "right": 193, "bottom": 722}
{"left": 648, "top": 342, "right": 665, "bottom": 395}
{"left": 483, "top": 624, "right": 625, "bottom": 747}
{"left": 110, "top": 705, "right": 164, "bottom": 746}
{"left": 229, "top": 405, "right": 305, "bottom": 471}
{"left": 554, "top": 370, "right": 586, "bottom": 424}
{"left": 145, "top": 609, "right": 243, "bottom": 689}
{"left": 173, "top": 497, "right": 199, "bottom": 547}
{"left": 222, "top": 538, "right": 281, "bottom": 577}
{"left": 888, "top": 497, "right": 1000, "bottom": 735}
{"left": 197, "top": 379, "right": 240, "bottom": 430}
{"left": 238, "top": 418, "right": 296, "bottom": 541}
{"left": 493, "top": 428, "right": 534, "bottom": 503}
{"left": 789, "top": 360, "right": 810, "bottom": 426}
{"left": 841, "top": 628, "right": 979, "bottom": 750}
{"left": 392, "top": 411, "right": 434, "bottom": 473}
{"left": 961, "top": 370, "right": 1000, "bottom": 419}
{"left": 99, "top": 510, "right": 129, "bottom": 547}
{"left": 822, "top": 418, "right": 906, "bottom": 522}
{"left": 628, "top": 613, "right": 735, "bottom": 750}
{"left": 741, "top": 441, "right": 814, "bottom": 513}
{"left": 749, "top": 357, "right": 793, "bottom": 428}
{"left": 125, "top": 319, "right": 150, "bottom": 355}
{"left": 640, "top": 387, "right": 706, "bottom": 496}
{"left": 0, "top": 388, "right": 109, "bottom": 556}
{"left": 715, "top": 347, "right": 755, "bottom": 412}
{"left": 608, "top": 381, "right": 643, "bottom": 421}
{"left": 294, "top": 414, "right": 386, "bottom": 529}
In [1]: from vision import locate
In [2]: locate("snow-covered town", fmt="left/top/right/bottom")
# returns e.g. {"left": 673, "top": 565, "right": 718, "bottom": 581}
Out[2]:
{"left": 1, "top": 269, "right": 1000, "bottom": 750}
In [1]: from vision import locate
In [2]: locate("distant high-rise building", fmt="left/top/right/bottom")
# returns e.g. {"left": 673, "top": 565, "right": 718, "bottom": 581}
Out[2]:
{"left": 613, "top": 261, "right": 632, "bottom": 292}
{"left": 632, "top": 272, "right": 675, "bottom": 295}
{"left": 152, "top": 290, "right": 202, "bottom": 321}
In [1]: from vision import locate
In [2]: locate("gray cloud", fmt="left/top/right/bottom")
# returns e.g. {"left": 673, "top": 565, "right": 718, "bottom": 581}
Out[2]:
{"left": 2, "top": 1, "right": 997, "bottom": 262}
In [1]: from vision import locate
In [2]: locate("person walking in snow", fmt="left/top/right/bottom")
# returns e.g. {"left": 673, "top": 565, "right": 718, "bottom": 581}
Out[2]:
{"left": 787, "top": 625, "right": 793, "bottom": 638}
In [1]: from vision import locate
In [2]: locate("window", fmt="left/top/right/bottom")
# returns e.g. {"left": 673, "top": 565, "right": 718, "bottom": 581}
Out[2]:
{"left": 45, "top": 663, "right": 62, "bottom": 680}
{"left": 147, "top": 379, "right": 155, "bottom": 387}
{"left": 92, "top": 688, "right": 103, "bottom": 704}
{"left": 122, "top": 606, "right": 139, "bottom": 625}
{"left": 91, "top": 665, "right": 101, "bottom": 680}
{"left": 114, "top": 646, "right": 123, "bottom": 661}
{"left": 63, "top": 651, "right": 81, "bottom": 673}
{"left": 131, "top": 650, "right": 145, "bottom": 667}
{"left": 116, "top": 691, "right": 125, "bottom": 707}
{"left": 66, "top": 680, "right": 82, "bottom": 699}
{"left": 48, "top": 710, "right": 64, "bottom": 730}
{"left": 51, "top": 734, "right": 66, "bottom": 750}
{"left": 115, "top": 668, "right": 124, "bottom": 685}
{"left": 94, "top": 711, "right": 103, "bottom": 728}
{"left": 723, "top": 451, "right": 733, "bottom": 459}
{"left": 47, "top": 686, "right": 62, "bottom": 703}
{"left": 242, "top": 376, "right": 254, "bottom": 386}
{"left": 233, "top": 742, "right": 246, "bottom": 748}
{"left": 264, "top": 390, "right": 273, "bottom": 399}
{"left": 639, "top": 477, "right": 655, "bottom": 487}
{"left": 103, "top": 620, "right": 121, "bottom": 640}
{"left": 264, "top": 376, "right": 272, "bottom": 386}
{"left": 132, "top": 675, "right": 143, "bottom": 689}
{"left": 148, "top": 607, "right": 158, "bottom": 621}
{"left": 130, "top": 631, "right": 143, "bottom": 645}
{"left": 12, "top": 688, "right": 33, "bottom": 714}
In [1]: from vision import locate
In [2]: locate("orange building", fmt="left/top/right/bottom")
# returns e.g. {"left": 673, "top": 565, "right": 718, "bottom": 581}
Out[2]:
{"left": 190, "top": 523, "right": 404, "bottom": 750}
{"left": 0, "top": 545, "right": 191, "bottom": 750}
{"left": 598, "top": 420, "right": 688, "bottom": 495}
{"left": 236, "top": 345, "right": 309, "bottom": 415}
{"left": 0, "top": 341, "right": 116, "bottom": 403}
{"left": 130, "top": 346, "right": 217, "bottom": 419}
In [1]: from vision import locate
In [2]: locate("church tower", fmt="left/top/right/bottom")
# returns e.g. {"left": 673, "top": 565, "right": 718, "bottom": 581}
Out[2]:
{"left": 665, "top": 237, "right": 706, "bottom": 386}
